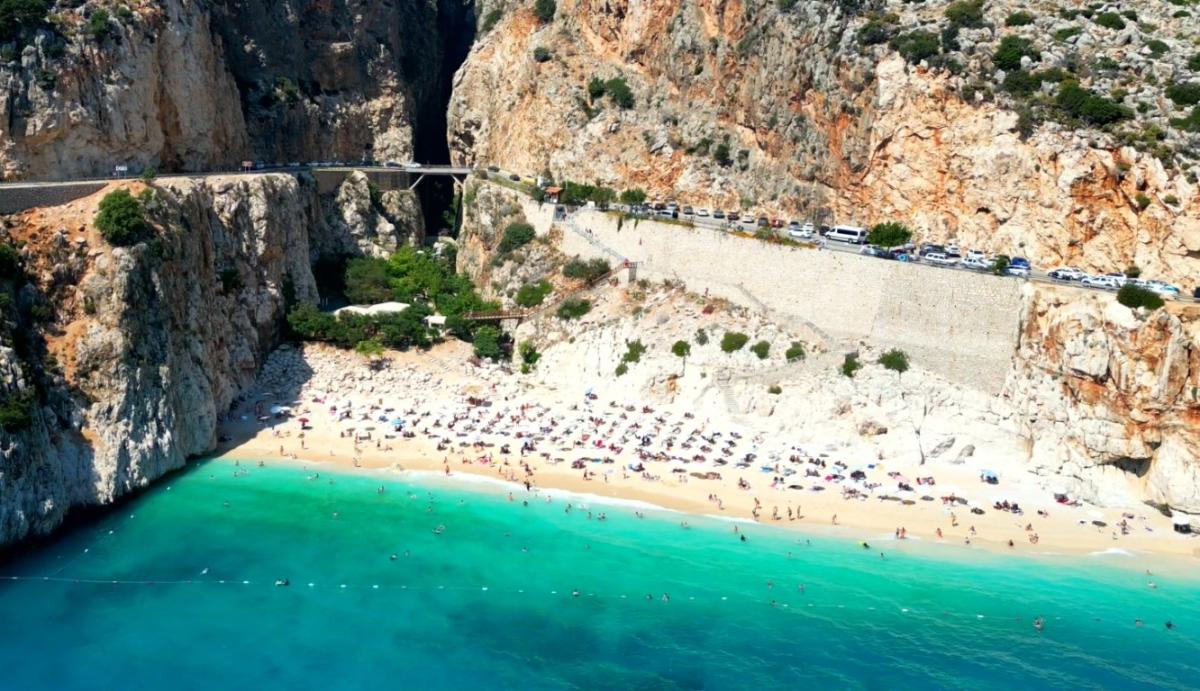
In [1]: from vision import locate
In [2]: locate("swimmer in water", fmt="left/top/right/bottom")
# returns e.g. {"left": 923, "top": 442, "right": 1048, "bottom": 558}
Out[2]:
{"left": 1033, "top": 616, "right": 1045, "bottom": 632}
{"left": 861, "top": 541, "right": 870, "bottom": 550}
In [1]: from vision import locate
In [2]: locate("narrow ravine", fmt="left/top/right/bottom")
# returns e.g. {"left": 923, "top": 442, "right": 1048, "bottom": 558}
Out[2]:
{"left": 412, "top": 0, "right": 477, "bottom": 236}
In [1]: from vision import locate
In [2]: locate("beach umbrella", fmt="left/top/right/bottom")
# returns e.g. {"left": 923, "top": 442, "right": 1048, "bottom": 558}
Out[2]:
{"left": 298, "top": 417, "right": 310, "bottom": 425}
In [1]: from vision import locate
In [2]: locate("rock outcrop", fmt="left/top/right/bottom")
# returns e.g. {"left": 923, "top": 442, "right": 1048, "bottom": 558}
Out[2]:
{"left": 0, "top": 0, "right": 471, "bottom": 180}
{"left": 0, "top": 172, "right": 409, "bottom": 545}
{"left": 450, "top": 0, "right": 1200, "bottom": 288}
{"left": 1003, "top": 286, "right": 1200, "bottom": 514}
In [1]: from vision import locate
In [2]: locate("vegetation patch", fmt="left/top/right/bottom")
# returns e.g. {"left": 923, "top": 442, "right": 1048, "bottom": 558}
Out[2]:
{"left": 0, "top": 388, "right": 36, "bottom": 433}
{"left": 840, "top": 353, "right": 862, "bottom": 378}
{"left": 720, "top": 331, "right": 749, "bottom": 353}
{"left": 750, "top": 340, "right": 770, "bottom": 360}
{"left": 95, "top": 189, "right": 151, "bottom": 246}
{"left": 878, "top": 349, "right": 910, "bottom": 374}
{"left": 516, "top": 280, "right": 553, "bottom": 308}
{"left": 1116, "top": 284, "right": 1164, "bottom": 310}
{"left": 785, "top": 341, "right": 806, "bottom": 362}
{"left": 498, "top": 222, "right": 536, "bottom": 256}
{"left": 556, "top": 298, "right": 591, "bottom": 320}
{"left": 671, "top": 340, "right": 691, "bottom": 358}
{"left": 867, "top": 222, "right": 912, "bottom": 247}
{"left": 562, "top": 257, "right": 611, "bottom": 283}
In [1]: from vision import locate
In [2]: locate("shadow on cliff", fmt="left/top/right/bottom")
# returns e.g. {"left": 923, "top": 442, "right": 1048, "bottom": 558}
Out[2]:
{"left": 211, "top": 344, "right": 317, "bottom": 457}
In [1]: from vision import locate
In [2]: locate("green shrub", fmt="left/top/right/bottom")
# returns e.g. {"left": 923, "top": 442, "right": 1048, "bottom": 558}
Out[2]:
{"left": 858, "top": 20, "right": 890, "bottom": 46}
{"left": 1170, "top": 106, "right": 1200, "bottom": 132}
{"left": 750, "top": 340, "right": 770, "bottom": 359}
{"left": 556, "top": 298, "right": 591, "bottom": 320}
{"left": 95, "top": 189, "right": 150, "bottom": 246}
{"left": 840, "top": 353, "right": 862, "bottom": 378}
{"left": 767, "top": 384, "right": 782, "bottom": 395}
{"left": 1003, "top": 69, "right": 1042, "bottom": 96}
{"left": 1189, "top": 54, "right": 1200, "bottom": 71}
{"left": 621, "top": 339, "right": 647, "bottom": 364}
{"left": 615, "top": 362, "right": 628, "bottom": 376}
{"left": 1095, "top": 12, "right": 1125, "bottom": 30}
{"left": 516, "top": 280, "right": 553, "bottom": 307}
{"left": 473, "top": 326, "right": 503, "bottom": 360}
{"left": 695, "top": 328, "right": 709, "bottom": 346}
{"left": 605, "top": 77, "right": 634, "bottom": 109}
{"left": 1134, "top": 193, "right": 1151, "bottom": 211}
{"left": 532, "top": 46, "right": 551, "bottom": 62}
{"left": 991, "top": 255, "right": 1011, "bottom": 275}
{"left": 0, "top": 388, "right": 36, "bottom": 432}
{"left": 785, "top": 341, "right": 806, "bottom": 362}
{"left": 1164, "top": 194, "right": 1179, "bottom": 205}
{"left": 1145, "top": 39, "right": 1169, "bottom": 58}
{"left": 1005, "top": 11, "right": 1034, "bottom": 26}
{"left": 1125, "top": 265, "right": 1142, "bottom": 278}
{"left": 720, "top": 331, "right": 749, "bottom": 353}
{"left": 879, "top": 349, "right": 910, "bottom": 374}
{"left": 1116, "top": 284, "right": 1164, "bottom": 310}
{"left": 354, "top": 339, "right": 384, "bottom": 360}
{"left": 993, "top": 35, "right": 1040, "bottom": 71}
{"left": 0, "top": 243, "right": 23, "bottom": 283}
{"left": 518, "top": 340, "right": 540, "bottom": 369}
{"left": 776, "top": 0, "right": 797, "bottom": 10}
{"left": 713, "top": 142, "right": 732, "bottom": 167}
{"left": 587, "top": 76, "right": 606, "bottom": 100}
{"left": 892, "top": 30, "right": 939, "bottom": 64}
{"left": 866, "top": 221, "right": 912, "bottom": 247}
{"left": 671, "top": 340, "right": 691, "bottom": 358}
{"left": 480, "top": 8, "right": 502, "bottom": 33}
{"left": 1165, "top": 82, "right": 1200, "bottom": 106}
{"left": 498, "top": 222, "right": 536, "bottom": 255}
{"left": 945, "top": 0, "right": 985, "bottom": 28}
{"left": 87, "top": 8, "right": 110, "bottom": 39}
{"left": 1054, "top": 26, "right": 1082, "bottom": 42}
{"left": 562, "top": 257, "right": 611, "bottom": 282}
{"left": 344, "top": 257, "right": 394, "bottom": 304}
{"left": 533, "top": 0, "right": 555, "bottom": 23}
{"left": 619, "top": 188, "right": 646, "bottom": 205}
{"left": 1056, "top": 81, "right": 1131, "bottom": 125}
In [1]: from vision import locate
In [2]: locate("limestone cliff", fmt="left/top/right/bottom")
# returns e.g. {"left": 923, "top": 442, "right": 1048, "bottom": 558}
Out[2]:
{"left": 1003, "top": 286, "right": 1200, "bottom": 515}
{"left": 450, "top": 0, "right": 1199, "bottom": 288}
{"left": 0, "top": 172, "right": 411, "bottom": 545}
{"left": 0, "top": 0, "right": 474, "bottom": 180}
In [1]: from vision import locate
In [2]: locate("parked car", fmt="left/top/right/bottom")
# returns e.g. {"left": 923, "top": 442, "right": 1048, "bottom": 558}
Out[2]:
{"left": 965, "top": 249, "right": 987, "bottom": 262}
{"left": 919, "top": 243, "right": 945, "bottom": 257}
{"left": 826, "top": 225, "right": 869, "bottom": 244}
{"left": 1141, "top": 280, "right": 1181, "bottom": 298}
{"left": 682, "top": 206, "right": 693, "bottom": 215}
{"left": 1103, "top": 273, "right": 1129, "bottom": 287}
{"left": 1048, "top": 267, "right": 1087, "bottom": 282}
{"left": 509, "top": 173, "right": 520, "bottom": 181}
{"left": 889, "top": 249, "right": 912, "bottom": 262}
{"left": 713, "top": 210, "right": 726, "bottom": 220}
{"left": 924, "top": 252, "right": 958, "bottom": 266}
{"left": 695, "top": 208, "right": 710, "bottom": 217}
{"left": 770, "top": 218, "right": 784, "bottom": 229}
{"left": 1081, "top": 275, "right": 1121, "bottom": 291}
{"left": 757, "top": 217, "right": 770, "bottom": 228}
{"left": 487, "top": 165, "right": 500, "bottom": 172}
{"left": 944, "top": 244, "right": 962, "bottom": 258}
{"left": 728, "top": 211, "right": 741, "bottom": 221}
{"left": 859, "top": 245, "right": 891, "bottom": 259}
{"left": 788, "top": 227, "right": 813, "bottom": 240}
{"left": 961, "top": 257, "right": 991, "bottom": 271}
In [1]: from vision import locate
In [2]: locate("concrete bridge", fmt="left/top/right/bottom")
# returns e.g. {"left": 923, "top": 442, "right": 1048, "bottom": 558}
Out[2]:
{"left": 0, "top": 164, "right": 475, "bottom": 214}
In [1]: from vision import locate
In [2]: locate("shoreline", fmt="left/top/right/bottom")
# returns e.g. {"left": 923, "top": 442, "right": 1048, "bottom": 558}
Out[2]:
{"left": 213, "top": 340, "right": 1200, "bottom": 575}
{"left": 210, "top": 449, "right": 1200, "bottom": 579}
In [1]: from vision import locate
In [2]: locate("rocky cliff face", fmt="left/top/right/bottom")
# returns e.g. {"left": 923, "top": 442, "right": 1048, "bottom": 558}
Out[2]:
{"left": 1003, "top": 286, "right": 1200, "bottom": 515}
{"left": 0, "top": 0, "right": 474, "bottom": 180}
{"left": 0, "top": 172, "right": 412, "bottom": 545}
{"left": 450, "top": 0, "right": 1199, "bottom": 288}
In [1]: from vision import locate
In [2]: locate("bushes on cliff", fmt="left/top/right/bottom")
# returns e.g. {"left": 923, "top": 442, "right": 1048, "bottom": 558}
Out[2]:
{"left": 556, "top": 298, "right": 591, "bottom": 320}
{"left": 498, "top": 222, "right": 536, "bottom": 256}
{"left": 1165, "top": 82, "right": 1200, "bottom": 107}
{"left": 1116, "top": 284, "right": 1165, "bottom": 311}
{"left": 533, "top": 0, "right": 555, "bottom": 23}
{"left": 515, "top": 280, "right": 552, "bottom": 307}
{"left": 0, "top": 243, "right": 23, "bottom": 284}
{"left": 604, "top": 77, "right": 634, "bottom": 109}
{"left": 750, "top": 340, "right": 770, "bottom": 359}
{"left": 993, "top": 36, "right": 1040, "bottom": 71}
{"left": 518, "top": 340, "right": 540, "bottom": 373}
{"left": 1094, "top": 11, "right": 1125, "bottom": 30}
{"left": 1056, "top": 81, "right": 1131, "bottom": 125}
{"left": 892, "top": 31, "right": 939, "bottom": 64}
{"left": 1005, "top": 11, "right": 1034, "bottom": 26}
{"left": 879, "top": 349, "right": 910, "bottom": 375}
{"left": 563, "top": 257, "right": 611, "bottom": 283}
{"left": 671, "top": 340, "right": 691, "bottom": 358}
{"left": 479, "top": 8, "right": 502, "bottom": 33}
{"left": 95, "top": 189, "right": 151, "bottom": 246}
{"left": 0, "top": 388, "right": 36, "bottom": 433}
{"left": 945, "top": 0, "right": 985, "bottom": 28}
{"left": 619, "top": 188, "right": 647, "bottom": 205}
{"left": 720, "top": 331, "right": 749, "bottom": 353}
{"left": 840, "top": 353, "right": 862, "bottom": 378}
{"left": 0, "top": 0, "right": 47, "bottom": 43}
{"left": 785, "top": 341, "right": 806, "bottom": 362}
{"left": 87, "top": 8, "right": 111, "bottom": 40}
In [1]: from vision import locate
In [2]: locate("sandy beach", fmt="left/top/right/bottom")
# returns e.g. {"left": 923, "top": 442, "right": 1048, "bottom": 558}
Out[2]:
{"left": 213, "top": 339, "right": 1200, "bottom": 564}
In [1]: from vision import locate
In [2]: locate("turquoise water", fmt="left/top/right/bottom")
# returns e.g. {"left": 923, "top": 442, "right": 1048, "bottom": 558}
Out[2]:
{"left": 1, "top": 459, "right": 1198, "bottom": 690}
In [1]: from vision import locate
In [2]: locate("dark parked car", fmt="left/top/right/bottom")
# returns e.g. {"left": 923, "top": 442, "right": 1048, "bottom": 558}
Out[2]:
{"left": 487, "top": 165, "right": 500, "bottom": 172}
{"left": 919, "top": 243, "right": 945, "bottom": 257}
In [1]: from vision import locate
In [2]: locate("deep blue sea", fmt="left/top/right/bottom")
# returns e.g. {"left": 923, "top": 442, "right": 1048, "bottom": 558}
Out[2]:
{"left": 1, "top": 458, "right": 1197, "bottom": 690}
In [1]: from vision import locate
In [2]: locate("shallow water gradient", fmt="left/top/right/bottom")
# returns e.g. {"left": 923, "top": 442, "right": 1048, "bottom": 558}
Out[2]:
{"left": 1, "top": 458, "right": 1198, "bottom": 690}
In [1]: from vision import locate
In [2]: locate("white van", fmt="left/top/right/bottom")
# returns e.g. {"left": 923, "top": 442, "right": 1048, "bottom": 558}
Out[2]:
{"left": 826, "top": 225, "right": 868, "bottom": 244}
